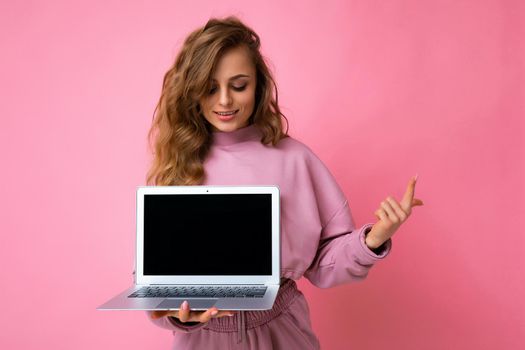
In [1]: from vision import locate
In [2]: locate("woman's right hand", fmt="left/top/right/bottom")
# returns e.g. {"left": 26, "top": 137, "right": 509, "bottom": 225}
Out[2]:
{"left": 150, "top": 300, "right": 235, "bottom": 323}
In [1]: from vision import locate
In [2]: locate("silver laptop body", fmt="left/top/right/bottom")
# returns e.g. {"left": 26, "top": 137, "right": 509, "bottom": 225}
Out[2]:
{"left": 97, "top": 185, "right": 280, "bottom": 311}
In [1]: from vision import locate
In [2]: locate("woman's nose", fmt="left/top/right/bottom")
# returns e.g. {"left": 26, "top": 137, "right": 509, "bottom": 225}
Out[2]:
{"left": 219, "top": 88, "right": 232, "bottom": 106}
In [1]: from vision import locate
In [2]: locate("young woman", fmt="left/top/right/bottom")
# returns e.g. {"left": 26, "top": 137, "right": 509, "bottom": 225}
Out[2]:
{"left": 144, "top": 16, "right": 423, "bottom": 350}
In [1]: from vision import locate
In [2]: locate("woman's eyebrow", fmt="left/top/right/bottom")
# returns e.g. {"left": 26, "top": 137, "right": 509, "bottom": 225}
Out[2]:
{"left": 211, "top": 74, "right": 250, "bottom": 82}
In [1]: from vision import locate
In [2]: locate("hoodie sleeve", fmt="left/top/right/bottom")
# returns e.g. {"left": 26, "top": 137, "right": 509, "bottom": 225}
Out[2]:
{"left": 301, "top": 149, "right": 392, "bottom": 289}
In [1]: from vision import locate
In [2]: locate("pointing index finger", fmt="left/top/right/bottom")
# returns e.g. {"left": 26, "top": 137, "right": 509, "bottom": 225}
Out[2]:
{"left": 401, "top": 175, "right": 417, "bottom": 207}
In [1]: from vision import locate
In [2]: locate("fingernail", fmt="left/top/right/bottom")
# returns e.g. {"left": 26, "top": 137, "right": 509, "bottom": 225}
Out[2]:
{"left": 181, "top": 301, "right": 189, "bottom": 310}
{"left": 414, "top": 173, "right": 419, "bottom": 182}
{"left": 211, "top": 310, "right": 218, "bottom": 316}
{"left": 228, "top": 313, "right": 235, "bottom": 317}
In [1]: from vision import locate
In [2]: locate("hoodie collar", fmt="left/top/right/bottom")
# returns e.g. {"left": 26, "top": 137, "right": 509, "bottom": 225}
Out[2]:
{"left": 211, "top": 124, "right": 262, "bottom": 147}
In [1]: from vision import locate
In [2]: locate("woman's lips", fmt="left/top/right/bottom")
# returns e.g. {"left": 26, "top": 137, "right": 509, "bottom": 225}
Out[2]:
{"left": 215, "top": 110, "right": 239, "bottom": 121}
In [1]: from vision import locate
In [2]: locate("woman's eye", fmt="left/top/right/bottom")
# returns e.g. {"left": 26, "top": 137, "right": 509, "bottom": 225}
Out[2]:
{"left": 208, "top": 84, "right": 247, "bottom": 95}
{"left": 232, "top": 84, "right": 247, "bottom": 91}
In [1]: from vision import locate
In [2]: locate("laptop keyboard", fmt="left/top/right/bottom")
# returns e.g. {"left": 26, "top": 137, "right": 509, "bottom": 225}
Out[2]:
{"left": 128, "top": 286, "right": 267, "bottom": 298}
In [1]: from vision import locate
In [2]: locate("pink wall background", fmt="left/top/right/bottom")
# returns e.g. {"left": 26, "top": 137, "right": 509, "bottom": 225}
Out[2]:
{"left": 1, "top": 0, "right": 523, "bottom": 349}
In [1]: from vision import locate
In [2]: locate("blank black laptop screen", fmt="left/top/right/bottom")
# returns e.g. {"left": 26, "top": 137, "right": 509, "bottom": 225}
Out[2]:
{"left": 143, "top": 194, "right": 272, "bottom": 275}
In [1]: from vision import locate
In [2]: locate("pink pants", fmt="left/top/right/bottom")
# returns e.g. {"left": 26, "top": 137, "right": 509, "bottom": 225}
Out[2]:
{"left": 169, "top": 279, "right": 321, "bottom": 349}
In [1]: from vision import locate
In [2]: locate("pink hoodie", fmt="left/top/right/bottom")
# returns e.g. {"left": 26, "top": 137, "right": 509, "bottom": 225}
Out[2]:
{"left": 145, "top": 124, "right": 391, "bottom": 349}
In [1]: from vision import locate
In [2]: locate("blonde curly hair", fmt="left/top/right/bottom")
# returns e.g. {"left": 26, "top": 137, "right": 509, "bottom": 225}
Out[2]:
{"left": 146, "top": 16, "right": 289, "bottom": 186}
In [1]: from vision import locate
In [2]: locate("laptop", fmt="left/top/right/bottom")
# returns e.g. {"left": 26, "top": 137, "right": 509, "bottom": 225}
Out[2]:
{"left": 97, "top": 185, "right": 280, "bottom": 311}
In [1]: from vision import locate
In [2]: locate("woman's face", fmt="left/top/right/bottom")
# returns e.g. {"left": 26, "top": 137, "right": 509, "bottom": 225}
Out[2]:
{"left": 199, "top": 45, "right": 257, "bottom": 132}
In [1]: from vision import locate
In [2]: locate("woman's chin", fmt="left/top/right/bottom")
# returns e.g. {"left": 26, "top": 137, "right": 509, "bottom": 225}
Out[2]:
{"left": 212, "top": 119, "right": 249, "bottom": 132}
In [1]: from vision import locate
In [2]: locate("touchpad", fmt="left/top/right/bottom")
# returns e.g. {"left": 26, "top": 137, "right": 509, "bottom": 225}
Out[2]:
{"left": 156, "top": 299, "right": 217, "bottom": 310}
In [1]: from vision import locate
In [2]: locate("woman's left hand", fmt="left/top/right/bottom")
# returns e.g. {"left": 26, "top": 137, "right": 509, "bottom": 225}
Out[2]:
{"left": 365, "top": 175, "right": 424, "bottom": 249}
